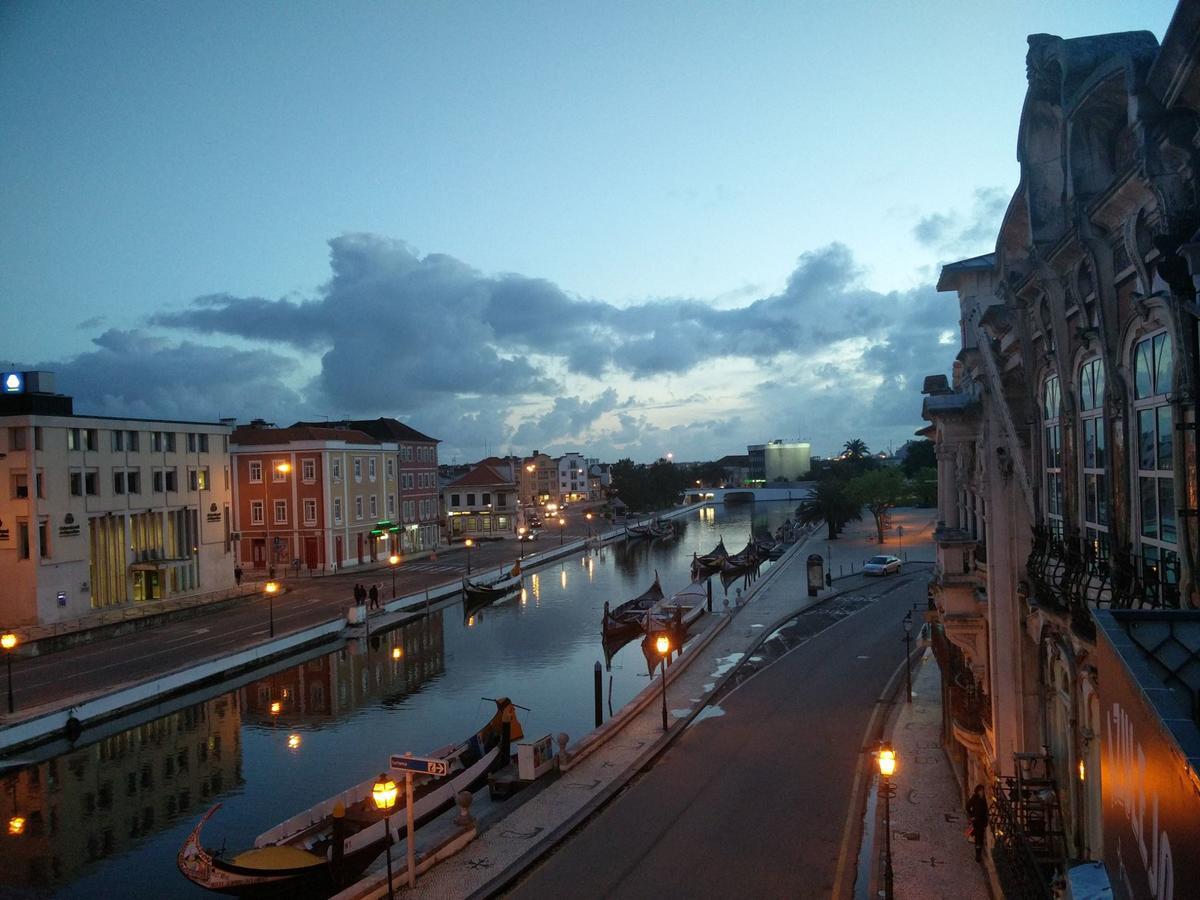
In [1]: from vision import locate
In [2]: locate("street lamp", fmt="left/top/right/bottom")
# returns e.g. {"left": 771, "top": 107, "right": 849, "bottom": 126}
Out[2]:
{"left": 903, "top": 611, "right": 913, "bottom": 703}
{"left": 586, "top": 512, "right": 593, "bottom": 539}
{"left": 878, "top": 742, "right": 897, "bottom": 900}
{"left": 388, "top": 553, "right": 400, "bottom": 598}
{"left": 464, "top": 538, "right": 474, "bottom": 575}
{"left": 264, "top": 581, "right": 279, "bottom": 638}
{"left": 558, "top": 517, "right": 565, "bottom": 545}
{"left": 655, "top": 633, "right": 671, "bottom": 730}
{"left": 372, "top": 773, "right": 398, "bottom": 899}
{"left": 262, "top": 460, "right": 290, "bottom": 577}
{"left": 2, "top": 633, "right": 17, "bottom": 714}
{"left": 516, "top": 526, "right": 526, "bottom": 559}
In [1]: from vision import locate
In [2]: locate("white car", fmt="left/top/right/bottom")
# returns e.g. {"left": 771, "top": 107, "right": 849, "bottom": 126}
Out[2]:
{"left": 863, "top": 555, "right": 902, "bottom": 576}
{"left": 517, "top": 529, "right": 541, "bottom": 542}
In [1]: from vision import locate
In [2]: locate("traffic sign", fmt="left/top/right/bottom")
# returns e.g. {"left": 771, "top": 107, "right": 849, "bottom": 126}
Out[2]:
{"left": 389, "top": 754, "right": 449, "bottom": 777}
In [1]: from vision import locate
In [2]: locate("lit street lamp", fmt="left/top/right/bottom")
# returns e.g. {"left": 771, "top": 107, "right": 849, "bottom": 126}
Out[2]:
{"left": 878, "top": 742, "right": 897, "bottom": 900}
{"left": 262, "top": 460, "right": 290, "bottom": 577}
{"left": 372, "top": 773, "right": 398, "bottom": 898}
{"left": 2, "top": 632, "right": 18, "bottom": 714}
{"left": 388, "top": 554, "right": 400, "bottom": 598}
{"left": 655, "top": 633, "right": 671, "bottom": 730}
{"left": 516, "top": 526, "right": 526, "bottom": 559}
{"left": 558, "top": 517, "right": 565, "bottom": 545}
{"left": 464, "top": 538, "right": 474, "bottom": 574}
{"left": 586, "top": 512, "right": 593, "bottom": 539}
{"left": 264, "top": 581, "right": 280, "bottom": 638}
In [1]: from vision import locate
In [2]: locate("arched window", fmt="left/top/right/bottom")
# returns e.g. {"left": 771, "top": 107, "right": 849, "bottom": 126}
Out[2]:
{"left": 1132, "top": 330, "right": 1178, "bottom": 604}
{"left": 1043, "top": 375, "right": 1063, "bottom": 538}
{"left": 1078, "top": 358, "right": 1107, "bottom": 558}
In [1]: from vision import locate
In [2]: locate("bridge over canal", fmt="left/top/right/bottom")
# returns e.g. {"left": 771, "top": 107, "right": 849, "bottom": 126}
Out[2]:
{"left": 683, "top": 483, "right": 815, "bottom": 504}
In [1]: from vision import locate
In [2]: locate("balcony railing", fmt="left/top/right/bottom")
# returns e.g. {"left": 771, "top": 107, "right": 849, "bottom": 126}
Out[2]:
{"left": 930, "top": 623, "right": 989, "bottom": 735}
{"left": 990, "top": 752, "right": 1067, "bottom": 900}
{"left": 1026, "top": 524, "right": 1181, "bottom": 637}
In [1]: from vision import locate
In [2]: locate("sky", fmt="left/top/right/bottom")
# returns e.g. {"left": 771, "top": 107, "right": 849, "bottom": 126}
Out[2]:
{"left": 0, "top": 0, "right": 1179, "bottom": 464}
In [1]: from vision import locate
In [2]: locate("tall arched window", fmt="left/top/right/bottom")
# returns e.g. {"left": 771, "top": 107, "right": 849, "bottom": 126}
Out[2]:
{"left": 1133, "top": 330, "right": 1177, "bottom": 604}
{"left": 1079, "top": 358, "right": 1107, "bottom": 557}
{"left": 1043, "top": 375, "right": 1063, "bottom": 538}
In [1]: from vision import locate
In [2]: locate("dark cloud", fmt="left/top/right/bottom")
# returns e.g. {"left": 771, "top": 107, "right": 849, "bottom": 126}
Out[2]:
{"left": 29, "top": 234, "right": 954, "bottom": 461}
{"left": 913, "top": 187, "right": 1007, "bottom": 255}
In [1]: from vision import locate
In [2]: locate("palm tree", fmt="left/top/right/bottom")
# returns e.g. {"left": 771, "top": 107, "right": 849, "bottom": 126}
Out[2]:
{"left": 842, "top": 438, "right": 869, "bottom": 461}
{"left": 795, "top": 478, "right": 861, "bottom": 540}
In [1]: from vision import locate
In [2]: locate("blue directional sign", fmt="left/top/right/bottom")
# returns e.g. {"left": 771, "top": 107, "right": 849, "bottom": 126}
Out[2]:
{"left": 389, "top": 754, "right": 449, "bottom": 777}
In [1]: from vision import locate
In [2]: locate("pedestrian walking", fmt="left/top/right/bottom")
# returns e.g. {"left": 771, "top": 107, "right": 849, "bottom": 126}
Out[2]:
{"left": 354, "top": 583, "right": 364, "bottom": 605}
{"left": 368, "top": 584, "right": 379, "bottom": 610}
{"left": 234, "top": 566, "right": 243, "bottom": 587}
{"left": 966, "top": 784, "right": 989, "bottom": 862}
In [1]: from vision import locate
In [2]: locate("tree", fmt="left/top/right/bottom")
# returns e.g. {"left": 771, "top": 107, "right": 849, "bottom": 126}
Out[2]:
{"left": 842, "top": 438, "right": 869, "bottom": 461}
{"left": 900, "top": 439, "right": 936, "bottom": 476}
{"left": 851, "top": 468, "right": 906, "bottom": 544}
{"left": 795, "top": 478, "right": 862, "bottom": 540}
{"left": 906, "top": 467, "right": 937, "bottom": 507}
{"left": 610, "top": 457, "right": 689, "bottom": 512}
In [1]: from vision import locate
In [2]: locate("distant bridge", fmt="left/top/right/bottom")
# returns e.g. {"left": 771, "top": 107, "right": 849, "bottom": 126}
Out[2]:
{"left": 683, "top": 484, "right": 815, "bottom": 505}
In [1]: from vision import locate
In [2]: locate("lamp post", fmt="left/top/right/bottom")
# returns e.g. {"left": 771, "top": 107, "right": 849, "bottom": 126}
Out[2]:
{"left": 264, "top": 581, "right": 279, "bottom": 638}
{"left": 464, "top": 538, "right": 474, "bottom": 575}
{"left": 586, "top": 512, "right": 593, "bottom": 539}
{"left": 372, "top": 774, "right": 398, "bottom": 898}
{"left": 878, "top": 742, "right": 897, "bottom": 900}
{"left": 388, "top": 554, "right": 400, "bottom": 598}
{"left": 903, "top": 611, "right": 913, "bottom": 703}
{"left": 655, "top": 633, "right": 670, "bottom": 730}
{"left": 558, "top": 517, "right": 565, "bottom": 546}
{"left": 2, "top": 633, "right": 17, "bottom": 714}
{"left": 516, "top": 526, "right": 526, "bottom": 559}
{"left": 262, "top": 461, "right": 290, "bottom": 576}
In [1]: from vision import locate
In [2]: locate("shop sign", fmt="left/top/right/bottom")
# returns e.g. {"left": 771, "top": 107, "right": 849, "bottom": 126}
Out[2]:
{"left": 206, "top": 502, "right": 222, "bottom": 523}
{"left": 58, "top": 513, "right": 81, "bottom": 538}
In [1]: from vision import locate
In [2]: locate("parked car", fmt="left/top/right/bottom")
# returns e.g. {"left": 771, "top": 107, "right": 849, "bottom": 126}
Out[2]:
{"left": 527, "top": 516, "right": 543, "bottom": 529}
{"left": 863, "top": 555, "right": 902, "bottom": 576}
{"left": 517, "top": 528, "right": 541, "bottom": 542}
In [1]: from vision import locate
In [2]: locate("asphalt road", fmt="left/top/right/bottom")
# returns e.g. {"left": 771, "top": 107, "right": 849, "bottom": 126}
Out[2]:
{"left": 3, "top": 525, "right": 582, "bottom": 717}
{"left": 505, "top": 572, "right": 925, "bottom": 900}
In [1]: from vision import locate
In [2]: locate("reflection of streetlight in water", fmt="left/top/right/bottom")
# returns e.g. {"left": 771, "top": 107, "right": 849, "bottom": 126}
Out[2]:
{"left": 287, "top": 733, "right": 301, "bottom": 750}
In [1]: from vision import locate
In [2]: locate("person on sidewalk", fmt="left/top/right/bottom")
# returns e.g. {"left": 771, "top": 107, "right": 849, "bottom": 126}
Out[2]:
{"left": 967, "top": 785, "right": 989, "bottom": 862}
{"left": 368, "top": 584, "right": 379, "bottom": 610}
{"left": 234, "top": 566, "right": 243, "bottom": 587}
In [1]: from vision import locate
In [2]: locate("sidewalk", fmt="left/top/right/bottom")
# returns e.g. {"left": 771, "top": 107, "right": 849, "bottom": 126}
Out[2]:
{"left": 342, "top": 507, "right": 962, "bottom": 898}
{"left": 884, "top": 649, "right": 990, "bottom": 900}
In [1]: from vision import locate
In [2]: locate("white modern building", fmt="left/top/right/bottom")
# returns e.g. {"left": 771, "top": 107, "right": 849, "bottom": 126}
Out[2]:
{"left": 0, "top": 372, "right": 235, "bottom": 627}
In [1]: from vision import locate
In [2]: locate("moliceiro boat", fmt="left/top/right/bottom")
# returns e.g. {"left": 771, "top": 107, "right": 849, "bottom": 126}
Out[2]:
{"left": 177, "top": 699, "right": 523, "bottom": 897}
{"left": 601, "top": 573, "right": 665, "bottom": 643}
{"left": 641, "top": 579, "right": 708, "bottom": 673}
{"left": 691, "top": 538, "right": 728, "bottom": 579}
{"left": 463, "top": 561, "right": 523, "bottom": 607}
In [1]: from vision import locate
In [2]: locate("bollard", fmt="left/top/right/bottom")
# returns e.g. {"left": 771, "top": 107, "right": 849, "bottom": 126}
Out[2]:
{"left": 556, "top": 732, "right": 571, "bottom": 765}
{"left": 593, "top": 661, "right": 603, "bottom": 727}
{"left": 454, "top": 790, "right": 475, "bottom": 828}
{"left": 706, "top": 578, "right": 712, "bottom": 613}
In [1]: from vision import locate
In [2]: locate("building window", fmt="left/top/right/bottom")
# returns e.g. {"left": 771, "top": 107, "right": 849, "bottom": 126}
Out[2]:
{"left": 187, "top": 433, "right": 197, "bottom": 452}
{"left": 466, "top": 493, "right": 476, "bottom": 506}
{"left": 85, "top": 429, "right": 98, "bottom": 451}
{"left": 303, "top": 499, "right": 317, "bottom": 525}
{"left": 250, "top": 501, "right": 264, "bottom": 525}
{"left": 450, "top": 494, "right": 460, "bottom": 507}
{"left": 1133, "top": 330, "right": 1178, "bottom": 603}
{"left": 369, "top": 495, "right": 377, "bottom": 517}
{"left": 164, "top": 469, "right": 177, "bottom": 492}
{"left": 353, "top": 458, "right": 362, "bottom": 481}
{"left": 333, "top": 497, "right": 342, "bottom": 523}
{"left": 248, "top": 460, "right": 263, "bottom": 483}
{"left": 387, "top": 494, "right": 395, "bottom": 516}
{"left": 273, "top": 499, "right": 287, "bottom": 525}
{"left": 302, "top": 459, "right": 316, "bottom": 483}
{"left": 272, "top": 460, "right": 288, "bottom": 482}
{"left": 127, "top": 470, "right": 141, "bottom": 494}
{"left": 112, "top": 430, "right": 124, "bottom": 451}
{"left": 85, "top": 471, "right": 99, "bottom": 496}
{"left": 1079, "top": 357, "right": 1108, "bottom": 558}
{"left": 332, "top": 458, "right": 342, "bottom": 481}
{"left": 68, "top": 428, "right": 81, "bottom": 451}
{"left": 164, "top": 432, "right": 176, "bottom": 452}
{"left": 127, "top": 431, "right": 139, "bottom": 451}
{"left": 1042, "top": 375, "right": 1063, "bottom": 539}
{"left": 401, "top": 445, "right": 412, "bottom": 461}
{"left": 70, "top": 471, "right": 83, "bottom": 496}
{"left": 386, "top": 459, "right": 394, "bottom": 479}
{"left": 18, "top": 521, "right": 29, "bottom": 559}
{"left": 355, "top": 496, "right": 363, "bottom": 520}
{"left": 198, "top": 433, "right": 208, "bottom": 452}
{"left": 114, "top": 471, "right": 126, "bottom": 495}
{"left": 38, "top": 521, "right": 49, "bottom": 559}
{"left": 368, "top": 458, "right": 377, "bottom": 480}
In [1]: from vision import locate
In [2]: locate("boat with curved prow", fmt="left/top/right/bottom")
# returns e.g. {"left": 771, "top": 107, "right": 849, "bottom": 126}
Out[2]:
{"left": 462, "top": 561, "right": 523, "bottom": 612}
{"left": 177, "top": 699, "right": 523, "bottom": 897}
{"left": 601, "top": 573, "right": 664, "bottom": 643}
{"left": 691, "top": 538, "right": 728, "bottom": 579}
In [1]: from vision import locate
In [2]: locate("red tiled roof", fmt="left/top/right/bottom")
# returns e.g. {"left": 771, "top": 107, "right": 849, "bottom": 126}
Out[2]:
{"left": 294, "top": 417, "right": 439, "bottom": 444}
{"left": 446, "top": 464, "right": 514, "bottom": 488}
{"left": 231, "top": 425, "right": 380, "bottom": 446}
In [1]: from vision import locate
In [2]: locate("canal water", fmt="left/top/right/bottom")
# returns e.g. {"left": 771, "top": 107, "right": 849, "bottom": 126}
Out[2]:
{"left": 0, "top": 502, "right": 795, "bottom": 898}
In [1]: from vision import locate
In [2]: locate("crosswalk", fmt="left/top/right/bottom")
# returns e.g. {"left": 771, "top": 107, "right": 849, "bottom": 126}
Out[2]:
{"left": 400, "top": 562, "right": 464, "bottom": 573}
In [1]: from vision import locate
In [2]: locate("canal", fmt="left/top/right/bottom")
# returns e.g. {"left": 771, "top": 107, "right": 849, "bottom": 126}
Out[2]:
{"left": 0, "top": 502, "right": 795, "bottom": 898}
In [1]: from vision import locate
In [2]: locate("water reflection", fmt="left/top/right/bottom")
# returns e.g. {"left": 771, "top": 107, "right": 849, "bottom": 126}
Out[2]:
{"left": 1, "top": 695, "right": 243, "bottom": 891}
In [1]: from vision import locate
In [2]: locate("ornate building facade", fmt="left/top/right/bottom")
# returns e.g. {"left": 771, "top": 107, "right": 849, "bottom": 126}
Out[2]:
{"left": 924, "top": 5, "right": 1200, "bottom": 897}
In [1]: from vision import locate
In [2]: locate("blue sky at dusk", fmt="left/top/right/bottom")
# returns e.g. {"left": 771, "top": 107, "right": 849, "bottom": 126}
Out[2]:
{"left": 0, "top": 1, "right": 1178, "bottom": 463}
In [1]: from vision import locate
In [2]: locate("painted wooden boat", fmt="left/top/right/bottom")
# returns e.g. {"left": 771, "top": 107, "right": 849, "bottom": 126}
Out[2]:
{"left": 640, "top": 579, "right": 709, "bottom": 674}
{"left": 690, "top": 538, "right": 728, "bottom": 579}
{"left": 177, "top": 699, "right": 523, "bottom": 897}
{"left": 463, "top": 561, "right": 522, "bottom": 608}
{"left": 601, "top": 573, "right": 665, "bottom": 643}
{"left": 720, "top": 540, "right": 760, "bottom": 577}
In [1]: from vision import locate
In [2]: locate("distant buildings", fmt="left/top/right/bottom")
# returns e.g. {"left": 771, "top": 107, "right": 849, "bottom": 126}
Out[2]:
{"left": 747, "top": 440, "right": 811, "bottom": 484}
{"left": 924, "top": 6, "right": 1200, "bottom": 895}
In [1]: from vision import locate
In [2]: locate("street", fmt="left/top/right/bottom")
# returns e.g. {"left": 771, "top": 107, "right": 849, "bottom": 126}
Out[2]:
{"left": 505, "top": 571, "right": 925, "bottom": 899}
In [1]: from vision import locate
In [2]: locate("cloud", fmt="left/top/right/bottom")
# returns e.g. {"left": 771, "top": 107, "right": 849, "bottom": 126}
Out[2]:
{"left": 28, "top": 234, "right": 955, "bottom": 462}
{"left": 913, "top": 187, "right": 1007, "bottom": 256}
